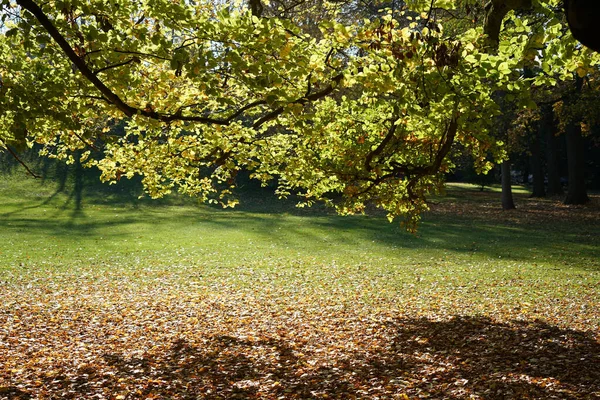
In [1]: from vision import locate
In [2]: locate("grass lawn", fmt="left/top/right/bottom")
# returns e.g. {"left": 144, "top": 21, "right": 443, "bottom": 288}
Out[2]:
{"left": 0, "top": 168, "right": 599, "bottom": 399}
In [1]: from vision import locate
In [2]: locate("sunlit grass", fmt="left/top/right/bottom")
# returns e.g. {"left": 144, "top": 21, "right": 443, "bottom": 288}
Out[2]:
{"left": 441, "top": 181, "right": 532, "bottom": 194}
{"left": 0, "top": 169, "right": 598, "bottom": 330}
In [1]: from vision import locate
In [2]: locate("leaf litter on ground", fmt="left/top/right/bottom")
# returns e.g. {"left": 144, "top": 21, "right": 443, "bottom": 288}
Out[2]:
{"left": 0, "top": 186, "right": 599, "bottom": 399}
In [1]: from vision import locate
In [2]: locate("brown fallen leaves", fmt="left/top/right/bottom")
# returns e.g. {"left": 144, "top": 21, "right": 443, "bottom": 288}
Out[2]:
{"left": 1, "top": 190, "right": 598, "bottom": 399}
{"left": 1, "top": 279, "right": 599, "bottom": 400}
{"left": 428, "top": 191, "right": 600, "bottom": 227}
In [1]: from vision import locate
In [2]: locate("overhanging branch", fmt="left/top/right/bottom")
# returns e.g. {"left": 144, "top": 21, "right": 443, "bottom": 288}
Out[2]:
{"left": 252, "top": 73, "right": 344, "bottom": 129}
{"left": 17, "top": 0, "right": 343, "bottom": 129}
{"left": 16, "top": 0, "right": 139, "bottom": 117}
{"left": 350, "top": 117, "right": 459, "bottom": 198}
{"left": 93, "top": 58, "right": 138, "bottom": 75}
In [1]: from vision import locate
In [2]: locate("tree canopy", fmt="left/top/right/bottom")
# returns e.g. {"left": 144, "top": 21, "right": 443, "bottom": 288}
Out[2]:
{"left": 1, "top": 0, "right": 598, "bottom": 229}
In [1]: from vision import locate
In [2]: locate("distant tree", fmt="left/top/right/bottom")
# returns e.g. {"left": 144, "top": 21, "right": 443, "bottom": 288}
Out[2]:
{"left": 541, "top": 104, "right": 564, "bottom": 196}
{"left": 515, "top": 67, "right": 545, "bottom": 199}
{"left": 561, "top": 76, "right": 590, "bottom": 204}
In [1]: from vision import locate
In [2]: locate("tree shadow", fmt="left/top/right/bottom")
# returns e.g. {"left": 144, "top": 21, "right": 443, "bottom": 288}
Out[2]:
{"left": 25, "top": 316, "right": 600, "bottom": 399}
{"left": 2, "top": 157, "right": 598, "bottom": 266}
{"left": 2, "top": 197, "right": 598, "bottom": 268}
{"left": 185, "top": 207, "right": 600, "bottom": 267}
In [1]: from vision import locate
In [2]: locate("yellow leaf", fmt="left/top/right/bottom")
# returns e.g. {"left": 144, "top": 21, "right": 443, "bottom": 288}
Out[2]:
{"left": 280, "top": 43, "right": 293, "bottom": 58}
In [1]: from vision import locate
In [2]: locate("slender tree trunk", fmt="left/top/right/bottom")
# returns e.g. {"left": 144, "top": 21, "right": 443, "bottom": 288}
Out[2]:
{"left": 74, "top": 150, "right": 84, "bottom": 210}
{"left": 543, "top": 105, "right": 563, "bottom": 196}
{"left": 564, "top": 121, "right": 589, "bottom": 204}
{"left": 529, "top": 128, "right": 546, "bottom": 197}
{"left": 501, "top": 159, "right": 516, "bottom": 210}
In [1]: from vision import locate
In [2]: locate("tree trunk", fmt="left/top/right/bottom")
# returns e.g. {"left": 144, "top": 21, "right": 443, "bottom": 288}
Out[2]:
{"left": 564, "top": 121, "right": 589, "bottom": 204}
{"left": 564, "top": 76, "right": 589, "bottom": 205}
{"left": 501, "top": 159, "right": 516, "bottom": 210}
{"left": 543, "top": 105, "right": 563, "bottom": 196}
{"left": 529, "top": 127, "right": 546, "bottom": 197}
{"left": 565, "top": 0, "right": 600, "bottom": 53}
{"left": 74, "top": 150, "right": 84, "bottom": 210}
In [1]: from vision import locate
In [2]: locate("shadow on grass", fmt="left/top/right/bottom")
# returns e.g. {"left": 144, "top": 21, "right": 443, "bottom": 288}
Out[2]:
{"left": 1, "top": 197, "right": 599, "bottom": 267}
{"left": 25, "top": 316, "right": 600, "bottom": 399}
{"left": 185, "top": 207, "right": 600, "bottom": 266}
{"left": 0, "top": 215, "right": 138, "bottom": 239}
{"left": 1, "top": 161, "right": 598, "bottom": 266}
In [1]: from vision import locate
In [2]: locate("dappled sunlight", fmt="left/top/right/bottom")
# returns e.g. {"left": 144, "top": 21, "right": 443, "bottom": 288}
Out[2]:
{"left": 1, "top": 171, "right": 599, "bottom": 271}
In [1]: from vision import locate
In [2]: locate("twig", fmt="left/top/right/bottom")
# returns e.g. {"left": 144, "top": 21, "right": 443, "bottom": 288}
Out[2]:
{"left": 93, "top": 58, "right": 137, "bottom": 75}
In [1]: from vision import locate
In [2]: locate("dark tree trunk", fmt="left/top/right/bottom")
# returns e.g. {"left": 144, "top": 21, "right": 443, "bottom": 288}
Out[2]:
{"left": 529, "top": 127, "right": 546, "bottom": 197}
{"left": 501, "top": 159, "right": 516, "bottom": 210}
{"left": 564, "top": 121, "right": 589, "bottom": 204}
{"left": 564, "top": 76, "right": 589, "bottom": 205}
{"left": 522, "top": 66, "right": 545, "bottom": 198}
{"left": 542, "top": 105, "right": 563, "bottom": 196}
{"left": 74, "top": 151, "right": 84, "bottom": 210}
{"left": 57, "top": 161, "right": 69, "bottom": 192}
{"left": 565, "top": 0, "right": 600, "bottom": 53}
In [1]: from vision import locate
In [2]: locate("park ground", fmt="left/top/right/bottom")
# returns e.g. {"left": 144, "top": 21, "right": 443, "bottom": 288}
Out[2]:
{"left": 0, "top": 168, "right": 599, "bottom": 399}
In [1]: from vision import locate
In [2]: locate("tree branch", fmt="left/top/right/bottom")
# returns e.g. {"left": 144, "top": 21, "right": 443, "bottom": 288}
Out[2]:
{"left": 15, "top": 0, "right": 247, "bottom": 125}
{"left": 113, "top": 49, "right": 171, "bottom": 61}
{"left": 364, "top": 118, "right": 398, "bottom": 172}
{"left": 0, "top": 139, "right": 41, "bottom": 178}
{"left": 93, "top": 58, "right": 137, "bottom": 75}
{"left": 253, "top": 73, "right": 344, "bottom": 129}
{"left": 172, "top": 100, "right": 267, "bottom": 124}
{"left": 348, "top": 118, "right": 459, "bottom": 198}
{"left": 483, "top": 0, "right": 532, "bottom": 51}
{"left": 390, "top": 117, "right": 458, "bottom": 177}
{"left": 16, "top": 0, "right": 140, "bottom": 117}
{"left": 249, "top": 0, "right": 263, "bottom": 17}
{"left": 17, "top": 0, "right": 344, "bottom": 130}
{"left": 72, "top": 131, "right": 100, "bottom": 151}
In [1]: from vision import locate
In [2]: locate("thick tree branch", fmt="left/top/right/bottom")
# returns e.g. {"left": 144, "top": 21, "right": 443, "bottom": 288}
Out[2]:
{"left": 351, "top": 118, "right": 458, "bottom": 198}
{"left": 483, "top": 0, "right": 532, "bottom": 51}
{"left": 388, "top": 117, "right": 458, "bottom": 177}
{"left": 249, "top": 0, "right": 263, "bottom": 17}
{"left": 15, "top": 0, "right": 264, "bottom": 125}
{"left": 16, "top": 0, "right": 140, "bottom": 117}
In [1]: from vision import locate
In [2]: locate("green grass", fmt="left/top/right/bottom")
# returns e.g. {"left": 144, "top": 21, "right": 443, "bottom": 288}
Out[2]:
{"left": 1, "top": 170, "right": 598, "bottom": 317}
{"left": 1, "top": 167, "right": 599, "bottom": 399}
